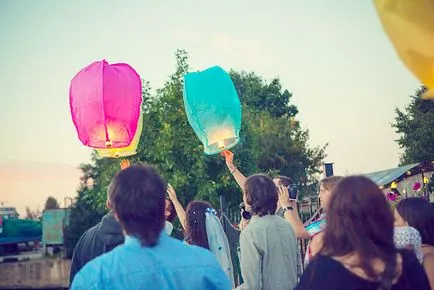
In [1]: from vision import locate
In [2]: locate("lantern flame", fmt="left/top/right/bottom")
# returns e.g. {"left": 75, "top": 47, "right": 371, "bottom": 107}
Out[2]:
{"left": 96, "top": 113, "right": 143, "bottom": 159}
{"left": 205, "top": 128, "right": 238, "bottom": 154}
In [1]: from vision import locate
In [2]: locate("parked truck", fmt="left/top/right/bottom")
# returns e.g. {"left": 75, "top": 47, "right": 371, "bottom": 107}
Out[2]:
{"left": 0, "top": 206, "right": 42, "bottom": 256}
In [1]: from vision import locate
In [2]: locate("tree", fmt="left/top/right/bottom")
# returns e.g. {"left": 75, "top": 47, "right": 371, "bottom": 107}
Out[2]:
{"left": 66, "top": 49, "right": 326, "bottom": 250}
{"left": 392, "top": 87, "right": 434, "bottom": 165}
{"left": 230, "top": 71, "right": 298, "bottom": 118}
{"left": 44, "top": 196, "right": 60, "bottom": 210}
{"left": 25, "top": 206, "right": 41, "bottom": 220}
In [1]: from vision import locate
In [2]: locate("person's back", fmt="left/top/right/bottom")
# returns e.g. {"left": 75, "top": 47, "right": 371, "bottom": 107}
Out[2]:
{"left": 239, "top": 214, "right": 298, "bottom": 290}
{"left": 236, "top": 174, "right": 298, "bottom": 290}
{"left": 70, "top": 164, "right": 230, "bottom": 290}
{"left": 71, "top": 233, "right": 230, "bottom": 290}
{"left": 393, "top": 226, "right": 423, "bottom": 263}
{"left": 70, "top": 213, "right": 124, "bottom": 283}
{"left": 296, "top": 249, "right": 429, "bottom": 290}
{"left": 296, "top": 176, "right": 430, "bottom": 290}
{"left": 395, "top": 197, "right": 434, "bottom": 289}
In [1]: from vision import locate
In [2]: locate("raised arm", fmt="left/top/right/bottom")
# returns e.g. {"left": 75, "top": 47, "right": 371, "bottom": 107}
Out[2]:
{"left": 277, "top": 185, "right": 310, "bottom": 239}
{"left": 120, "top": 159, "right": 130, "bottom": 170}
{"left": 167, "top": 185, "right": 187, "bottom": 230}
{"left": 221, "top": 150, "right": 247, "bottom": 190}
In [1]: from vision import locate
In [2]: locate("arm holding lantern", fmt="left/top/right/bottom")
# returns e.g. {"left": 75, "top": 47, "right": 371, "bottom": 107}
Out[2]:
{"left": 221, "top": 150, "right": 247, "bottom": 190}
{"left": 167, "top": 185, "right": 187, "bottom": 231}
{"left": 120, "top": 159, "right": 130, "bottom": 170}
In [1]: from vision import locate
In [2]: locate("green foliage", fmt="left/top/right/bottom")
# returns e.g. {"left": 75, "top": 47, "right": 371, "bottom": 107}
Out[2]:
{"left": 230, "top": 71, "right": 298, "bottom": 118}
{"left": 44, "top": 196, "right": 60, "bottom": 210}
{"left": 392, "top": 87, "right": 434, "bottom": 165}
{"left": 66, "top": 49, "right": 326, "bottom": 248}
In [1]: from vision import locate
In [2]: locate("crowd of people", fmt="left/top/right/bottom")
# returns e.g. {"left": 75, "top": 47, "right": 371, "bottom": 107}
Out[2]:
{"left": 69, "top": 150, "right": 434, "bottom": 290}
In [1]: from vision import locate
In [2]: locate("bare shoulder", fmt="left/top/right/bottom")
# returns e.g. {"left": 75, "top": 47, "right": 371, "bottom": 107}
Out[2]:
{"left": 423, "top": 252, "right": 434, "bottom": 266}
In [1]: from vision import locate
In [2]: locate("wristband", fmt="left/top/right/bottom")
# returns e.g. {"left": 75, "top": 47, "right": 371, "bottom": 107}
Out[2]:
{"left": 283, "top": 206, "right": 294, "bottom": 212}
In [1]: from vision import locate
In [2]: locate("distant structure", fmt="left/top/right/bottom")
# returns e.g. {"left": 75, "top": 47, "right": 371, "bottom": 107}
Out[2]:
{"left": 323, "top": 163, "right": 334, "bottom": 177}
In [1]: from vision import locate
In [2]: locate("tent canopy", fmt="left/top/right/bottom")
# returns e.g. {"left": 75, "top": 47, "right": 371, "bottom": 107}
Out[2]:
{"left": 365, "top": 163, "right": 419, "bottom": 187}
{"left": 365, "top": 161, "right": 434, "bottom": 187}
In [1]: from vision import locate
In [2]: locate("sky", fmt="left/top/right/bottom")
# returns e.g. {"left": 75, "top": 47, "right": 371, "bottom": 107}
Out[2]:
{"left": 0, "top": 0, "right": 420, "bottom": 215}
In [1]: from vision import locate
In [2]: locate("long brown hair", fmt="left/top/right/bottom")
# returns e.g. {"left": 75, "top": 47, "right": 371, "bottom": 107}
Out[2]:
{"left": 320, "top": 176, "right": 398, "bottom": 289}
{"left": 320, "top": 176, "right": 343, "bottom": 192}
{"left": 184, "top": 201, "right": 213, "bottom": 249}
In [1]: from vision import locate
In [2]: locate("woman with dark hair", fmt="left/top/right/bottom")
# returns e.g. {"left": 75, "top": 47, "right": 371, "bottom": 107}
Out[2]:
{"left": 237, "top": 174, "right": 298, "bottom": 290}
{"left": 395, "top": 197, "right": 434, "bottom": 288}
{"left": 295, "top": 176, "right": 430, "bottom": 290}
{"left": 184, "top": 201, "right": 213, "bottom": 248}
{"left": 167, "top": 186, "right": 234, "bottom": 287}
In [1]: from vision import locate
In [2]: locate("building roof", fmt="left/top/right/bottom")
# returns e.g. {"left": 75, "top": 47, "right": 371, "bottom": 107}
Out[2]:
{"left": 365, "top": 163, "right": 419, "bottom": 187}
{"left": 365, "top": 161, "right": 434, "bottom": 187}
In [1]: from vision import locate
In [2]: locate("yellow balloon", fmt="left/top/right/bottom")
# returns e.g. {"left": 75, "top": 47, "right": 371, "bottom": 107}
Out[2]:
{"left": 374, "top": 0, "right": 434, "bottom": 99}
{"left": 96, "top": 113, "right": 143, "bottom": 158}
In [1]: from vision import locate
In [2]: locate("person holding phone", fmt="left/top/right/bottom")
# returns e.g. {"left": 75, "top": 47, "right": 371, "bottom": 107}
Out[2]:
{"left": 278, "top": 176, "right": 343, "bottom": 267}
{"left": 274, "top": 176, "right": 298, "bottom": 217}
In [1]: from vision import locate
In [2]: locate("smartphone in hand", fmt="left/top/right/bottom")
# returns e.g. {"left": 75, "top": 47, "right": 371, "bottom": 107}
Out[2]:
{"left": 288, "top": 184, "right": 298, "bottom": 201}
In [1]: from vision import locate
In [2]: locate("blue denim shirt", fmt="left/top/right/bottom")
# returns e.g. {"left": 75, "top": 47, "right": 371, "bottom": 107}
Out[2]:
{"left": 71, "top": 233, "right": 231, "bottom": 290}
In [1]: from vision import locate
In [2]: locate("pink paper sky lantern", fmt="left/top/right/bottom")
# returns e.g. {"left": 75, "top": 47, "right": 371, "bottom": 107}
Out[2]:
{"left": 70, "top": 60, "right": 142, "bottom": 148}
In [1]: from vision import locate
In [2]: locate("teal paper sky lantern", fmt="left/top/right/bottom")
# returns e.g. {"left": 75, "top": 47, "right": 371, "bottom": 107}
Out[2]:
{"left": 183, "top": 66, "right": 242, "bottom": 155}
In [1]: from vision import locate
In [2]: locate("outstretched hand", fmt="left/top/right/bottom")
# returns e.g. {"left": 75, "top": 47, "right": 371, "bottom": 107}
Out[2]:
{"left": 167, "top": 184, "right": 178, "bottom": 201}
{"left": 120, "top": 159, "right": 130, "bottom": 170}
{"left": 221, "top": 150, "right": 234, "bottom": 167}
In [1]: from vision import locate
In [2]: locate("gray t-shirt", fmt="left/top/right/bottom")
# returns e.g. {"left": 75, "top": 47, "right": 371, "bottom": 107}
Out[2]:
{"left": 237, "top": 215, "right": 298, "bottom": 290}
{"left": 276, "top": 207, "right": 303, "bottom": 277}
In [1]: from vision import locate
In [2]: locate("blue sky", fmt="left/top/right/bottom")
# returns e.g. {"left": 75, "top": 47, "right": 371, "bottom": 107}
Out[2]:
{"left": 0, "top": 1, "right": 420, "bottom": 212}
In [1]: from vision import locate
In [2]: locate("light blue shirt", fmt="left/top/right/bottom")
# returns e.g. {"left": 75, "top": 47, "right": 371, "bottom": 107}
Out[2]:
{"left": 71, "top": 233, "right": 231, "bottom": 290}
